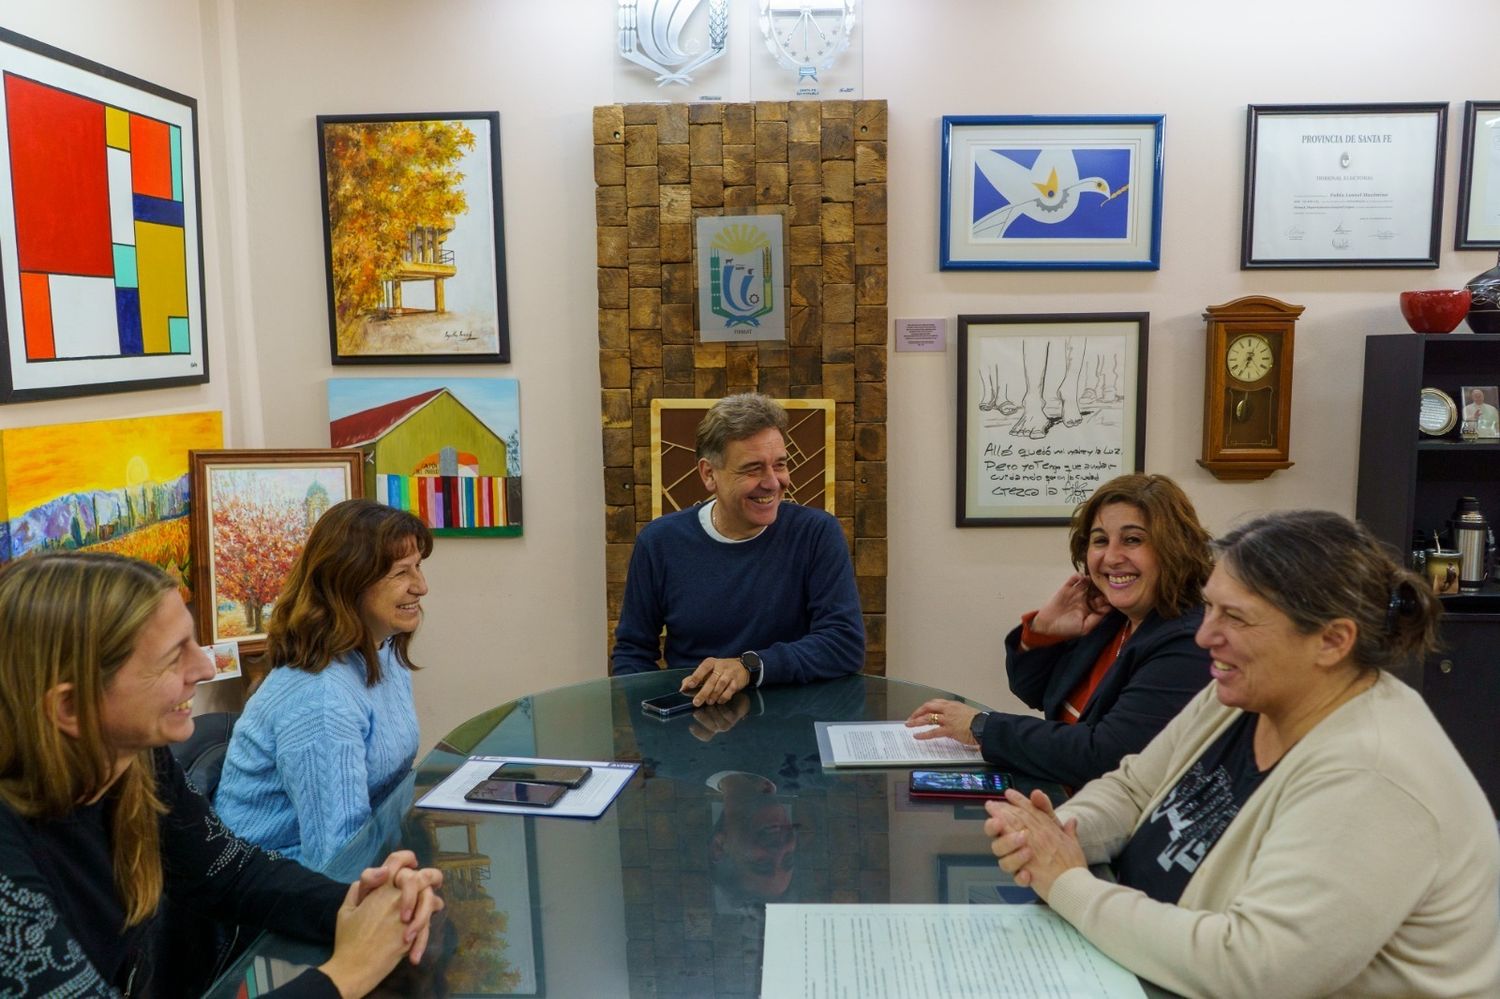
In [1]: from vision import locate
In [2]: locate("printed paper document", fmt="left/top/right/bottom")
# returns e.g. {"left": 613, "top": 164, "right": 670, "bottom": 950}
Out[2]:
{"left": 815, "top": 721, "right": 984, "bottom": 767}
{"left": 762, "top": 904, "right": 1146, "bottom": 998}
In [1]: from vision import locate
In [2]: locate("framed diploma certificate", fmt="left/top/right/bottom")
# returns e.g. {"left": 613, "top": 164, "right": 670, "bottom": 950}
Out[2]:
{"left": 1241, "top": 103, "right": 1447, "bottom": 269}
{"left": 1456, "top": 101, "right": 1500, "bottom": 249}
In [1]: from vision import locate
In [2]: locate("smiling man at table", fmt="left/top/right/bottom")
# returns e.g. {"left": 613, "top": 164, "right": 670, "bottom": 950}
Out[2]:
{"left": 610, "top": 393, "right": 865, "bottom": 703}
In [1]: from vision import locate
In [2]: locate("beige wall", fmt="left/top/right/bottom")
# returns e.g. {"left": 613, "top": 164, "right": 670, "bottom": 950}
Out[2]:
{"left": 12, "top": 0, "right": 1500, "bottom": 739}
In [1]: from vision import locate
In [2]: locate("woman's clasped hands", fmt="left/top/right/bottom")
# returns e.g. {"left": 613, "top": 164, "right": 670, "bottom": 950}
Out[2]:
{"left": 983, "top": 789, "right": 1087, "bottom": 901}
{"left": 320, "top": 850, "right": 445, "bottom": 997}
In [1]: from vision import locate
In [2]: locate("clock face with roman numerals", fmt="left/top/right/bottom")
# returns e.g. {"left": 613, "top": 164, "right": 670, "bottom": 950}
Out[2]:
{"left": 1226, "top": 333, "right": 1273, "bottom": 383}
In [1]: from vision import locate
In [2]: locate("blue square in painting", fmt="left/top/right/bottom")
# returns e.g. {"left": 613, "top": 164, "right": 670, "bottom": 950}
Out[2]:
{"left": 133, "top": 194, "right": 184, "bottom": 227}
{"left": 113, "top": 245, "right": 138, "bottom": 288}
{"left": 115, "top": 288, "right": 143, "bottom": 354}
{"left": 168, "top": 316, "right": 189, "bottom": 354}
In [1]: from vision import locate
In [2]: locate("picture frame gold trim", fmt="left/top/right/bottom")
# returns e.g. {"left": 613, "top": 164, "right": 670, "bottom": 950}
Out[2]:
{"left": 649, "top": 398, "right": 836, "bottom": 518}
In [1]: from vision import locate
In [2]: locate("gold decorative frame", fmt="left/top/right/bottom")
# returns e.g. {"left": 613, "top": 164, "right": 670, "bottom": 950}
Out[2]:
{"left": 650, "top": 397, "right": 835, "bottom": 518}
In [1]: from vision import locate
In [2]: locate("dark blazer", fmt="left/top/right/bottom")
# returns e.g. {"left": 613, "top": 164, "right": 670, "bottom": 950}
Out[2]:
{"left": 978, "top": 606, "right": 1210, "bottom": 787}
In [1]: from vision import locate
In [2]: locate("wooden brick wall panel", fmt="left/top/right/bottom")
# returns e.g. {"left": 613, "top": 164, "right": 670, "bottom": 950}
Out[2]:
{"left": 596, "top": 101, "right": 888, "bottom": 676}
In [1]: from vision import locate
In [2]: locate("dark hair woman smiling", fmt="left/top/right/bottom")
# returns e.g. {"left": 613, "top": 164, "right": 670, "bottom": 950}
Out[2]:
{"left": 907, "top": 473, "right": 1214, "bottom": 786}
{"left": 216, "top": 499, "right": 434, "bottom": 871}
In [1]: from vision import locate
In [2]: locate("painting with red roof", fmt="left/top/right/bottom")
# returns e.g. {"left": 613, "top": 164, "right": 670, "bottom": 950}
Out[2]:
{"left": 328, "top": 378, "right": 521, "bottom": 537}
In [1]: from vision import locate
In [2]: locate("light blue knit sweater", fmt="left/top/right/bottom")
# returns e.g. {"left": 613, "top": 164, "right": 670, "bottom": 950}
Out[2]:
{"left": 214, "top": 645, "right": 419, "bottom": 872}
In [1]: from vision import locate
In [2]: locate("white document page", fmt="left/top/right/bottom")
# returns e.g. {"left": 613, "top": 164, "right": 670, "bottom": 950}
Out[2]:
{"left": 415, "top": 756, "right": 636, "bottom": 819}
{"left": 762, "top": 904, "right": 1146, "bottom": 998}
{"left": 818, "top": 721, "right": 984, "bottom": 767}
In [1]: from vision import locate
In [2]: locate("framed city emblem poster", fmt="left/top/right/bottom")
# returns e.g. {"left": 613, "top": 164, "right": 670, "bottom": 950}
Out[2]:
{"left": 695, "top": 214, "right": 786, "bottom": 342}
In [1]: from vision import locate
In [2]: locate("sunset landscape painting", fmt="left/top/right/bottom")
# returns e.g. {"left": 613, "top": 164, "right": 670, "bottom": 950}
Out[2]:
{"left": 0, "top": 411, "right": 223, "bottom": 603}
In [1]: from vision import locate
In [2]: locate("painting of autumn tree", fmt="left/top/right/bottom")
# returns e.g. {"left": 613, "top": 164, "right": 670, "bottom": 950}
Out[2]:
{"left": 318, "top": 113, "right": 509, "bottom": 361}
{"left": 196, "top": 456, "right": 360, "bottom": 647}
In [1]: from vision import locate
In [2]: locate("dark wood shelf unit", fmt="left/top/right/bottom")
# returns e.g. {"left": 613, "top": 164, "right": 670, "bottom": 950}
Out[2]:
{"left": 1357, "top": 332, "right": 1500, "bottom": 815}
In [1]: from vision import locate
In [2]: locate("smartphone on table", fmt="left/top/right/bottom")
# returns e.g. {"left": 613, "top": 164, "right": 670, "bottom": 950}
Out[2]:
{"left": 908, "top": 770, "right": 1013, "bottom": 801}
{"left": 464, "top": 779, "right": 567, "bottom": 807}
{"left": 488, "top": 762, "right": 592, "bottom": 788}
{"left": 641, "top": 691, "right": 697, "bottom": 717}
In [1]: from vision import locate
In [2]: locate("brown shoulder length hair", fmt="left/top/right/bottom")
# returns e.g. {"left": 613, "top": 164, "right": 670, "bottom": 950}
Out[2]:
{"left": 0, "top": 552, "right": 176, "bottom": 927}
{"left": 265, "top": 499, "right": 433, "bottom": 685}
{"left": 1066, "top": 473, "right": 1213, "bottom": 619}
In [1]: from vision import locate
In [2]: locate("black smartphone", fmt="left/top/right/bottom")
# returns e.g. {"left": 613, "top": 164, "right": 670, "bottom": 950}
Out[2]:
{"left": 489, "top": 763, "right": 592, "bottom": 788}
{"left": 464, "top": 779, "right": 567, "bottom": 807}
{"left": 641, "top": 691, "right": 696, "bottom": 717}
{"left": 908, "top": 770, "right": 1013, "bottom": 801}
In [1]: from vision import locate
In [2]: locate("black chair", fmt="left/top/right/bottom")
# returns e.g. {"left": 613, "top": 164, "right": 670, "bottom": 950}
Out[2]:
{"left": 170, "top": 711, "right": 239, "bottom": 798}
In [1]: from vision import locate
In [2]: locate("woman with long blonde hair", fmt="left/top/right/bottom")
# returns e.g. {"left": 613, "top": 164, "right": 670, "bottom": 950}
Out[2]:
{"left": 0, "top": 552, "right": 443, "bottom": 997}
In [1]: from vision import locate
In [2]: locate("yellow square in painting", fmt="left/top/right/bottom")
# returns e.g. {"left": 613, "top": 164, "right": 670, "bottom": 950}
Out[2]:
{"left": 105, "top": 106, "right": 131, "bottom": 150}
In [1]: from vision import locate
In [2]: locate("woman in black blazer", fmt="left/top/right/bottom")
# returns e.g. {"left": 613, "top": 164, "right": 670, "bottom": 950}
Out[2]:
{"left": 908, "top": 474, "right": 1213, "bottom": 787}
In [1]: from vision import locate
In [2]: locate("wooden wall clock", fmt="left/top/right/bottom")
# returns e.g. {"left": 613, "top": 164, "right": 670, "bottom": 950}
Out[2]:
{"left": 1198, "top": 295, "right": 1303, "bottom": 480}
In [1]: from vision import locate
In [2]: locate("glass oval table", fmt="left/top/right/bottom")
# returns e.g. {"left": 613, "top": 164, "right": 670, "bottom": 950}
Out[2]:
{"left": 208, "top": 671, "right": 1163, "bottom": 997}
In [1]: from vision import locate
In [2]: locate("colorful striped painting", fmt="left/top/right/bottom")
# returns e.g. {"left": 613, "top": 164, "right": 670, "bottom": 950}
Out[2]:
{"left": 329, "top": 377, "right": 522, "bottom": 538}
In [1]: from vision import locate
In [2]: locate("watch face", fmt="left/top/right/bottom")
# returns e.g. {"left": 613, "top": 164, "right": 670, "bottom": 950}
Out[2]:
{"left": 1226, "top": 334, "right": 1274, "bottom": 383}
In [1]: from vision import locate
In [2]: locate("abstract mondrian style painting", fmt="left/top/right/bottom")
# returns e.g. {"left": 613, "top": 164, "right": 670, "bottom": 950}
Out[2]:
{"left": 328, "top": 378, "right": 522, "bottom": 537}
{"left": 0, "top": 28, "right": 206, "bottom": 401}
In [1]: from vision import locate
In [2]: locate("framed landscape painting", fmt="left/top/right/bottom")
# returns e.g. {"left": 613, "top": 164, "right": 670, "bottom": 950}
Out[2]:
{"left": 188, "top": 449, "right": 363, "bottom": 651}
{"left": 0, "top": 411, "right": 223, "bottom": 603}
{"left": 0, "top": 27, "right": 208, "bottom": 401}
{"left": 317, "top": 112, "right": 509, "bottom": 364}
{"left": 328, "top": 377, "right": 522, "bottom": 537}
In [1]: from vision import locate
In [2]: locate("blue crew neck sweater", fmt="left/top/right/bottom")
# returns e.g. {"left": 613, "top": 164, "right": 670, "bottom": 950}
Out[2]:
{"left": 214, "top": 645, "right": 419, "bottom": 872}
{"left": 610, "top": 501, "right": 864, "bottom": 682}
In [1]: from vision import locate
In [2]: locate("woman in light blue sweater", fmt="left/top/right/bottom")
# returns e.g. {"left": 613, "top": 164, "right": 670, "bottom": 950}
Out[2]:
{"left": 216, "top": 500, "right": 433, "bottom": 871}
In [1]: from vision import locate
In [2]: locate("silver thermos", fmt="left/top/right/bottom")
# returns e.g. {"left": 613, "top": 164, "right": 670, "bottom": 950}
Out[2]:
{"left": 1452, "top": 496, "right": 1490, "bottom": 592}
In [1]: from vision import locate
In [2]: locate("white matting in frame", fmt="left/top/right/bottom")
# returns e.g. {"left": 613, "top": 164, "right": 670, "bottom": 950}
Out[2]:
{"left": 941, "top": 115, "right": 1164, "bottom": 271}
{"left": 0, "top": 27, "right": 207, "bottom": 402}
{"left": 956, "top": 313, "right": 1148, "bottom": 527}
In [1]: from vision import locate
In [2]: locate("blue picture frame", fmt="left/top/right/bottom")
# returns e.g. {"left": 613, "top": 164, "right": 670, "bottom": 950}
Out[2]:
{"left": 940, "top": 114, "right": 1165, "bottom": 271}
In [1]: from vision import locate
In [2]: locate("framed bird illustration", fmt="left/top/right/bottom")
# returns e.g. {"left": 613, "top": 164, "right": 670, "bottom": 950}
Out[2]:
{"left": 940, "top": 115, "right": 1165, "bottom": 270}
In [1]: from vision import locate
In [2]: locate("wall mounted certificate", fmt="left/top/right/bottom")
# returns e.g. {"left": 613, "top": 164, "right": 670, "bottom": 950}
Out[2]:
{"left": 1456, "top": 101, "right": 1500, "bottom": 249}
{"left": 1241, "top": 103, "right": 1446, "bottom": 269}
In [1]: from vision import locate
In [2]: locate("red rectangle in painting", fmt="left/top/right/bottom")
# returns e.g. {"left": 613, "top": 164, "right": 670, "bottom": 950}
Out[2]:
{"left": 19, "top": 272, "right": 54, "bottom": 359}
{"left": 129, "top": 113, "right": 172, "bottom": 200}
{"left": 4, "top": 74, "right": 112, "bottom": 277}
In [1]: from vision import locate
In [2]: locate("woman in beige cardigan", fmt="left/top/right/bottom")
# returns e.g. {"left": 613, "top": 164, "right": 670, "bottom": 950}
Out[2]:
{"left": 986, "top": 510, "right": 1500, "bottom": 998}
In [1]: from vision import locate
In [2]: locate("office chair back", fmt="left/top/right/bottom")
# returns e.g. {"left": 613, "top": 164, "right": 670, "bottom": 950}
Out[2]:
{"left": 171, "top": 711, "right": 239, "bottom": 799}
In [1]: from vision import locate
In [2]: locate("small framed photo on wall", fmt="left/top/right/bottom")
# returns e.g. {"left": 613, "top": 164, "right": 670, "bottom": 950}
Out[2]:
{"left": 1459, "top": 385, "right": 1500, "bottom": 440}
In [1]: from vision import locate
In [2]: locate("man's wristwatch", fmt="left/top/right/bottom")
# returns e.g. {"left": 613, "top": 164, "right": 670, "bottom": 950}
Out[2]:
{"left": 739, "top": 650, "right": 764, "bottom": 685}
{"left": 969, "top": 711, "right": 991, "bottom": 743}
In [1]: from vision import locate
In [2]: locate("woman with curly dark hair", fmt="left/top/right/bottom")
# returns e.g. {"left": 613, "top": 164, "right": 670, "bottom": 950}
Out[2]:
{"left": 908, "top": 473, "right": 1213, "bottom": 786}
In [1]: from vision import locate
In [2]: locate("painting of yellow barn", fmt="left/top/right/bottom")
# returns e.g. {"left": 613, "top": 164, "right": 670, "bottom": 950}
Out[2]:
{"left": 328, "top": 378, "right": 521, "bottom": 537}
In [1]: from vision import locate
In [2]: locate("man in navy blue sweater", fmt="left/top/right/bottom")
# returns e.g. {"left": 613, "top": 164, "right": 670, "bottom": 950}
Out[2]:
{"left": 611, "top": 393, "right": 865, "bottom": 703}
